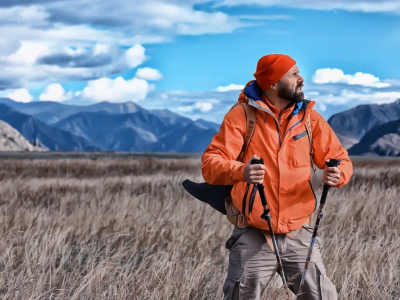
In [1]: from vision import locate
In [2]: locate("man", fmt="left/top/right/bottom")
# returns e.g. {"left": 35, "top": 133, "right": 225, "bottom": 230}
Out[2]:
{"left": 201, "top": 54, "right": 353, "bottom": 299}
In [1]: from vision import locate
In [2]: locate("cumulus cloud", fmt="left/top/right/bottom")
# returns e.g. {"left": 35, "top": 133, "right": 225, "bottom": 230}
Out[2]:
{"left": 124, "top": 45, "right": 147, "bottom": 68}
{"left": 78, "top": 76, "right": 155, "bottom": 102}
{"left": 40, "top": 1, "right": 252, "bottom": 37}
{"left": 0, "top": 1, "right": 258, "bottom": 57}
{"left": 316, "top": 89, "right": 400, "bottom": 105}
{"left": 312, "top": 68, "right": 390, "bottom": 88}
{"left": 6, "top": 88, "right": 33, "bottom": 103}
{"left": 0, "top": 1, "right": 273, "bottom": 91}
{"left": 179, "top": 101, "right": 215, "bottom": 113}
{"left": 215, "top": 84, "right": 245, "bottom": 92}
{"left": 8, "top": 42, "right": 50, "bottom": 64}
{"left": 135, "top": 67, "right": 163, "bottom": 81}
{"left": 218, "top": 0, "right": 400, "bottom": 14}
{"left": 299, "top": 69, "right": 400, "bottom": 118}
{"left": 142, "top": 71, "right": 400, "bottom": 123}
{"left": 0, "top": 43, "right": 147, "bottom": 91}
{"left": 39, "top": 83, "right": 72, "bottom": 102}
{"left": 0, "top": 5, "right": 49, "bottom": 26}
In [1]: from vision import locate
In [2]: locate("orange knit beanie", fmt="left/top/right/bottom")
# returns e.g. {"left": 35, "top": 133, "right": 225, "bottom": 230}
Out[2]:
{"left": 253, "top": 54, "right": 296, "bottom": 91}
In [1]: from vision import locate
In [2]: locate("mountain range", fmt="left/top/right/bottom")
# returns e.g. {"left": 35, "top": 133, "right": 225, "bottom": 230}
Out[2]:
{"left": 0, "top": 98, "right": 218, "bottom": 152}
{"left": 1, "top": 97, "right": 400, "bottom": 155}
{"left": 0, "top": 104, "right": 101, "bottom": 151}
{"left": 327, "top": 99, "right": 400, "bottom": 156}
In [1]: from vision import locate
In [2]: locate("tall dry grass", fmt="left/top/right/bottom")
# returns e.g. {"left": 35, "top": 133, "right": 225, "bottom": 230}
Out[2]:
{"left": 0, "top": 158, "right": 398, "bottom": 299}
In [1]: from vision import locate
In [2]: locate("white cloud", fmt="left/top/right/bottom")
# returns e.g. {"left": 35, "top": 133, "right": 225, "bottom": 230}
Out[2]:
{"left": 40, "top": 83, "right": 72, "bottom": 102}
{"left": 125, "top": 45, "right": 147, "bottom": 68}
{"left": 197, "top": 102, "right": 214, "bottom": 112}
{"left": 0, "top": 1, "right": 285, "bottom": 92}
{"left": 0, "top": 1, "right": 255, "bottom": 58}
{"left": 312, "top": 68, "right": 390, "bottom": 88}
{"left": 8, "top": 42, "right": 50, "bottom": 64}
{"left": 6, "top": 88, "right": 33, "bottom": 103}
{"left": 0, "top": 5, "right": 49, "bottom": 26}
{"left": 93, "top": 44, "right": 111, "bottom": 55}
{"left": 135, "top": 67, "right": 163, "bottom": 81}
{"left": 215, "top": 84, "right": 245, "bottom": 92}
{"left": 218, "top": 0, "right": 400, "bottom": 14}
{"left": 319, "top": 102, "right": 327, "bottom": 111}
{"left": 79, "top": 76, "right": 155, "bottom": 102}
{"left": 324, "top": 89, "right": 400, "bottom": 105}
{"left": 178, "top": 101, "right": 215, "bottom": 113}
{"left": 0, "top": 42, "right": 148, "bottom": 90}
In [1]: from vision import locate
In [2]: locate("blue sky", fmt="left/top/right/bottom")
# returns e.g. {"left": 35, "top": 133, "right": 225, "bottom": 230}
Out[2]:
{"left": 0, "top": 0, "right": 399, "bottom": 123}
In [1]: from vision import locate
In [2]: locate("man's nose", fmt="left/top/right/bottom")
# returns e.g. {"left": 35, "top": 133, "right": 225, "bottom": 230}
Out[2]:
{"left": 298, "top": 75, "right": 304, "bottom": 84}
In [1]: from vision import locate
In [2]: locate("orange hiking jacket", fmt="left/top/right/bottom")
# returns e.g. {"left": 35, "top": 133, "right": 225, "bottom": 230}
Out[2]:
{"left": 202, "top": 80, "right": 353, "bottom": 233}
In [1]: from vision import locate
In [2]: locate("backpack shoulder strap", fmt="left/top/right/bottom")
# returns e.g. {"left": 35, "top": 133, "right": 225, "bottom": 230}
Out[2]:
{"left": 305, "top": 113, "right": 317, "bottom": 173}
{"left": 237, "top": 102, "right": 256, "bottom": 162}
{"left": 228, "top": 102, "right": 257, "bottom": 162}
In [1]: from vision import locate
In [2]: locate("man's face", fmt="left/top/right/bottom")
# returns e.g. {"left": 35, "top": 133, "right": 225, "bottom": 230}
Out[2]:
{"left": 276, "top": 65, "right": 304, "bottom": 103}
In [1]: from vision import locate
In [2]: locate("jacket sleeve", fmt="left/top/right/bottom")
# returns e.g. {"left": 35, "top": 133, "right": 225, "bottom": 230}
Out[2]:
{"left": 201, "top": 104, "right": 247, "bottom": 185}
{"left": 311, "top": 110, "right": 353, "bottom": 188}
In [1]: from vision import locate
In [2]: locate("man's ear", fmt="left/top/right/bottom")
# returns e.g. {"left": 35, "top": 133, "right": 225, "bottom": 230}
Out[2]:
{"left": 270, "top": 83, "right": 278, "bottom": 90}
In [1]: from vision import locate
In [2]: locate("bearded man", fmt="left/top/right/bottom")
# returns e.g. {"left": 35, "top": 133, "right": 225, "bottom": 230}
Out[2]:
{"left": 201, "top": 54, "right": 353, "bottom": 300}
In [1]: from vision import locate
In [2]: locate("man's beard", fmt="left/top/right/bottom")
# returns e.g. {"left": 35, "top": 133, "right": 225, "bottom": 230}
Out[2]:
{"left": 278, "top": 85, "right": 304, "bottom": 103}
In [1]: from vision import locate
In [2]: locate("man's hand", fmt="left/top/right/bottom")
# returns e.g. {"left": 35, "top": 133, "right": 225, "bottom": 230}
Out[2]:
{"left": 244, "top": 155, "right": 266, "bottom": 184}
{"left": 322, "top": 159, "right": 341, "bottom": 186}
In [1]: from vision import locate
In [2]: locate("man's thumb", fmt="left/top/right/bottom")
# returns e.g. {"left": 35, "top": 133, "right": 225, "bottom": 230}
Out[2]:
{"left": 248, "top": 154, "right": 259, "bottom": 164}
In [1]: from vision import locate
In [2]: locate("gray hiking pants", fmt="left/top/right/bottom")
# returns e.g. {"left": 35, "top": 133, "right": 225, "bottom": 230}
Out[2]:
{"left": 223, "top": 226, "right": 337, "bottom": 300}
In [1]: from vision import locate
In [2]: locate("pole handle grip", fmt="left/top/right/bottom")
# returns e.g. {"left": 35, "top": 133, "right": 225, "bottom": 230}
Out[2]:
{"left": 251, "top": 158, "right": 264, "bottom": 165}
{"left": 320, "top": 158, "right": 341, "bottom": 204}
{"left": 326, "top": 158, "right": 340, "bottom": 168}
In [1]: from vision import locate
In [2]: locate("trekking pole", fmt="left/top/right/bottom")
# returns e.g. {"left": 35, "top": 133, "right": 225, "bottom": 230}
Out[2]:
{"left": 296, "top": 158, "right": 341, "bottom": 298}
{"left": 251, "top": 158, "right": 288, "bottom": 287}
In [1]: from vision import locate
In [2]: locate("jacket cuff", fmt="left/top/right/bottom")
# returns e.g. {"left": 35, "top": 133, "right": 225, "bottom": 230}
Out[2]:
{"left": 230, "top": 161, "right": 246, "bottom": 183}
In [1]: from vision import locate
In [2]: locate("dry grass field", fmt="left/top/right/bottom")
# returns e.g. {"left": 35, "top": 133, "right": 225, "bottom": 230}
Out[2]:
{"left": 0, "top": 158, "right": 398, "bottom": 299}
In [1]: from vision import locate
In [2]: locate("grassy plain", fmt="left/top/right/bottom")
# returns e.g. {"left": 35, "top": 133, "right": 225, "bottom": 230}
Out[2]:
{"left": 0, "top": 158, "right": 398, "bottom": 299}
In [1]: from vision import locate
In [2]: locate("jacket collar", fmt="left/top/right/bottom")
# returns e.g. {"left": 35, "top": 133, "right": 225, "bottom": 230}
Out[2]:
{"left": 239, "top": 80, "right": 315, "bottom": 121}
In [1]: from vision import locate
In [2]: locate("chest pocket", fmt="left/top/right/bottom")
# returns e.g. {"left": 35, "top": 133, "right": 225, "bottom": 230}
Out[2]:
{"left": 293, "top": 131, "right": 308, "bottom": 141}
{"left": 289, "top": 130, "right": 310, "bottom": 168}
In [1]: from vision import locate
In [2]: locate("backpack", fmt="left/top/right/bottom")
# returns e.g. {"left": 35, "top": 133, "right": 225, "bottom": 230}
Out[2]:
{"left": 181, "top": 102, "right": 315, "bottom": 218}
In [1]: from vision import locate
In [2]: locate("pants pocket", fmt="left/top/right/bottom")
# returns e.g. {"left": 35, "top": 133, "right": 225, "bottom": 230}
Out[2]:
{"left": 225, "top": 227, "right": 248, "bottom": 251}
{"left": 223, "top": 263, "right": 245, "bottom": 300}
{"left": 315, "top": 261, "right": 338, "bottom": 300}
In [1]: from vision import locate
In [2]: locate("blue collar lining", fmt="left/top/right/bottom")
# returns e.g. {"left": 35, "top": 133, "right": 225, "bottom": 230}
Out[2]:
{"left": 243, "top": 80, "right": 303, "bottom": 117}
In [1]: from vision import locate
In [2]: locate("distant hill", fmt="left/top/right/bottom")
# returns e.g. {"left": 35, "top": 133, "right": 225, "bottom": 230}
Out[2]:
{"left": 195, "top": 118, "right": 221, "bottom": 131}
{"left": 53, "top": 109, "right": 218, "bottom": 152}
{"left": 328, "top": 99, "right": 400, "bottom": 149}
{"left": 0, "top": 120, "right": 48, "bottom": 151}
{"left": 348, "top": 119, "right": 400, "bottom": 156}
{"left": 0, "top": 104, "right": 102, "bottom": 151}
{"left": 53, "top": 110, "right": 170, "bottom": 151}
{"left": 153, "top": 121, "right": 217, "bottom": 152}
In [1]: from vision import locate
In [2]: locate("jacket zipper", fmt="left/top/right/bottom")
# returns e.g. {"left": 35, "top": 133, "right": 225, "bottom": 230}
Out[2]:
{"left": 246, "top": 99, "right": 312, "bottom": 228}
{"left": 277, "top": 113, "right": 282, "bottom": 229}
{"left": 308, "top": 180, "right": 317, "bottom": 212}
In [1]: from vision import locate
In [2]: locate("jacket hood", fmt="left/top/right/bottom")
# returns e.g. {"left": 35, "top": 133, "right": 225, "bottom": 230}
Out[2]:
{"left": 238, "top": 80, "right": 314, "bottom": 118}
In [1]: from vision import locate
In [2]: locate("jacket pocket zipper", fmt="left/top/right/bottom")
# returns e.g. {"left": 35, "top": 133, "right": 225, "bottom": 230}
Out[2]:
{"left": 293, "top": 130, "right": 308, "bottom": 141}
